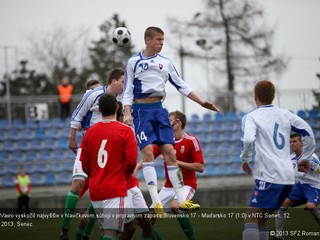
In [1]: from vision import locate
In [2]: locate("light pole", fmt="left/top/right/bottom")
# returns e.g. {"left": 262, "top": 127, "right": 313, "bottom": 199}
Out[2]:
{"left": 196, "top": 39, "right": 213, "bottom": 101}
{"left": 0, "top": 46, "right": 18, "bottom": 125}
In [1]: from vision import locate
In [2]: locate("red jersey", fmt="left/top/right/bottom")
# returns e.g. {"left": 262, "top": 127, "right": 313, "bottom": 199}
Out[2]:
{"left": 153, "top": 133, "right": 204, "bottom": 189}
{"left": 127, "top": 175, "right": 139, "bottom": 190}
{"left": 80, "top": 121, "right": 138, "bottom": 201}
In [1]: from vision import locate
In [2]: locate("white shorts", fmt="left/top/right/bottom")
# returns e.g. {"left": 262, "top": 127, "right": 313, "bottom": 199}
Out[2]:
{"left": 154, "top": 186, "right": 195, "bottom": 212}
{"left": 72, "top": 148, "right": 87, "bottom": 180}
{"left": 92, "top": 196, "right": 127, "bottom": 232}
{"left": 125, "top": 186, "right": 149, "bottom": 224}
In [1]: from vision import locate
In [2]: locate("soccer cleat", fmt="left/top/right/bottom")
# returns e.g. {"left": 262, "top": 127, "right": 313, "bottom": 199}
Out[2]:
{"left": 81, "top": 235, "right": 89, "bottom": 240}
{"left": 60, "top": 227, "right": 69, "bottom": 240}
{"left": 154, "top": 202, "right": 166, "bottom": 219}
{"left": 179, "top": 200, "right": 200, "bottom": 211}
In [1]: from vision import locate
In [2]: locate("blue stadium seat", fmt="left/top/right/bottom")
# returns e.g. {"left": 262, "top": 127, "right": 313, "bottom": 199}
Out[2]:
{"left": 38, "top": 119, "right": 51, "bottom": 129}
{"left": 0, "top": 129, "right": 8, "bottom": 142}
{"left": 202, "top": 164, "right": 216, "bottom": 177}
{"left": 230, "top": 162, "right": 244, "bottom": 175}
{"left": 35, "top": 163, "right": 48, "bottom": 173}
{"left": 7, "top": 129, "right": 20, "bottom": 141}
{"left": 233, "top": 153, "right": 242, "bottom": 163}
{"left": 30, "top": 173, "right": 45, "bottom": 186}
{"left": 0, "top": 119, "right": 10, "bottom": 130}
{"left": 135, "top": 170, "right": 144, "bottom": 180}
{"left": 2, "top": 174, "right": 15, "bottom": 187}
{"left": 25, "top": 150, "right": 38, "bottom": 162}
{"left": 0, "top": 165, "right": 6, "bottom": 176}
{"left": 42, "top": 138, "right": 56, "bottom": 150}
{"left": 3, "top": 140, "right": 18, "bottom": 152}
{"left": 57, "top": 171, "right": 71, "bottom": 184}
{"left": 308, "top": 109, "right": 319, "bottom": 119}
{"left": 237, "top": 111, "right": 246, "bottom": 121}
{"left": 155, "top": 166, "right": 165, "bottom": 179}
{"left": 198, "top": 132, "right": 211, "bottom": 145}
{"left": 45, "top": 172, "right": 56, "bottom": 185}
{"left": 189, "top": 113, "right": 201, "bottom": 124}
{"left": 49, "top": 162, "right": 63, "bottom": 172}
{"left": 220, "top": 142, "right": 235, "bottom": 153}
{"left": 216, "top": 164, "right": 231, "bottom": 176}
{"left": 297, "top": 110, "right": 308, "bottom": 120}
{"left": 51, "top": 117, "right": 66, "bottom": 129}
{"left": 225, "top": 111, "right": 237, "bottom": 122}
{"left": 214, "top": 112, "right": 225, "bottom": 123}
{"left": 46, "top": 127, "right": 61, "bottom": 139}
{"left": 51, "top": 149, "right": 65, "bottom": 161}
{"left": 30, "top": 139, "right": 43, "bottom": 151}
{"left": 25, "top": 119, "right": 38, "bottom": 130}
{"left": 0, "top": 151, "right": 10, "bottom": 163}
{"left": 17, "top": 139, "right": 31, "bottom": 152}
{"left": 56, "top": 138, "right": 68, "bottom": 150}
{"left": 221, "top": 154, "right": 234, "bottom": 164}
{"left": 38, "top": 149, "right": 53, "bottom": 161}
{"left": 66, "top": 150, "right": 76, "bottom": 161}
{"left": 202, "top": 113, "right": 213, "bottom": 123}
{"left": 12, "top": 119, "right": 24, "bottom": 130}
{"left": 62, "top": 161, "right": 74, "bottom": 171}
{"left": 11, "top": 151, "right": 26, "bottom": 163}
{"left": 61, "top": 126, "right": 71, "bottom": 138}
{"left": 24, "top": 163, "right": 36, "bottom": 174}
{"left": 21, "top": 129, "right": 35, "bottom": 141}
{"left": 7, "top": 164, "right": 19, "bottom": 174}
{"left": 205, "top": 155, "right": 220, "bottom": 165}
{"left": 35, "top": 129, "right": 46, "bottom": 140}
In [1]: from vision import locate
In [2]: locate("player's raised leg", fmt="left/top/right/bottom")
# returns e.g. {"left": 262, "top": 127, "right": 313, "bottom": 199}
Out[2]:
{"left": 160, "top": 144, "right": 200, "bottom": 211}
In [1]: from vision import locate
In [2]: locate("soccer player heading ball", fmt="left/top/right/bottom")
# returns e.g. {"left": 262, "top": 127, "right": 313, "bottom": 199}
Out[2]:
{"left": 122, "top": 26, "right": 219, "bottom": 217}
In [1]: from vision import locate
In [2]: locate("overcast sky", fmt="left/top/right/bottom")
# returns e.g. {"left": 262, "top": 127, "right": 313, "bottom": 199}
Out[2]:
{"left": 1, "top": 0, "right": 320, "bottom": 114}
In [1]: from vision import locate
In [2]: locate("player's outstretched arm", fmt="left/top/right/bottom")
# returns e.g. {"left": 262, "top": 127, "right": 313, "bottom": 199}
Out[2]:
{"left": 123, "top": 105, "right": 133, "bottom": 126}
{"left": 187, "top": 91, "right": 219, "bottom": 112}
{"left": 242, "top": 162, "right": 252, "bottom": 175}
{"left": 68, "top": 127, "right": 78, "bottom": 154}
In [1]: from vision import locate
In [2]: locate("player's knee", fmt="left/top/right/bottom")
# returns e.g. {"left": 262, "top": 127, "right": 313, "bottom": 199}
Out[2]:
{"left": 305, "top": 202, "right": 316, "bottom": 210}
{"left": 71, "top": 179, "right": 84, "bottom": 193}
{"left": 164, "top": 149, "right": 177, "bottom": 165}
{"left": 142, "top": 147, "right": 154, "bottom": 162}
{"left": 171, "top": 200, "right": 179, "bottom": 214}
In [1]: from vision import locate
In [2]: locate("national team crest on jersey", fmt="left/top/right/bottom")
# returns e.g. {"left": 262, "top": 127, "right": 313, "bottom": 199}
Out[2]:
{"left": 180, "top": 146, "right": 185, "bottom": 154}
{"left": 159, "top": 64, "right": 163, "bottom": 70}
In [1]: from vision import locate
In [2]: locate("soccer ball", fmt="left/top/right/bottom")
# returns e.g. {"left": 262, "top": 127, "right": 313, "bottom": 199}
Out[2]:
{"left": 112, "top": 27, "right": 131, "bottom": 47}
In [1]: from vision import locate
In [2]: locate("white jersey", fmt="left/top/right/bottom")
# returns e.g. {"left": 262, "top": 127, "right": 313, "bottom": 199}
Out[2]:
{"left": 240, "top": 105, "right": 315, "bottom": 185}
{"left": 70, "top": 86, "right": 107, "bottom": 130}
{"left": 122, "top": 52, "right": 192, "bottom": 106}
{"left": 292, "top": 153, "right": 320, "bottom": 189}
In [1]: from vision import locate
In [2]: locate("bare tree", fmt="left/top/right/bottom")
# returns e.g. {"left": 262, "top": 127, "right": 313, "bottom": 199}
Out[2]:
{"left": 168, "top": 0, "right": 288, "bottom": 112}
{"left": 25, "top": 24, "right": 91, "bottom": 85}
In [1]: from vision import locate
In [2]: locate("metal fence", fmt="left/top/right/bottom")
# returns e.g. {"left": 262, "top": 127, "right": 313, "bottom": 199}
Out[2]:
{"left": 0, "top": 88, "right": 318, "bottom": 123}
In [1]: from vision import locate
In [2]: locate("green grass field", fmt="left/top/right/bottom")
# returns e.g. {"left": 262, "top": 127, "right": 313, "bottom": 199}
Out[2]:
{"left": 1, "top": 207, "right": 319, "bottom": 239}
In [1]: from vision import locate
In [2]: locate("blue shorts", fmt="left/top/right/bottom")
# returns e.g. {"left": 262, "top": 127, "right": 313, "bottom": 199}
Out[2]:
{"left": 288, "top": 182, "right": 320, "bottom": 206}
{"left": 132, "top": 102, "right": 174, "bottom": 149}
{"left": 248, "top": 179, "right": 293, "bottom": 210}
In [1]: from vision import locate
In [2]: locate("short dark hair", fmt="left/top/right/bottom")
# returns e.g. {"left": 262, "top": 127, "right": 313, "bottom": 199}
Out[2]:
{"left": 290, "top": 132, "right": 301, "bottom": 139}
{"left": 106, "top": 68, "right": 124, "bottom": 85}
{"left": 254, "top": 80, "right": 275, "bottom": 105}
{"left": 144, "top": 26, "right": 164, "bottom": 41}
{"left": 116, "top": 101, "right": 124, "bottom": 122}
{"left": 169, "top": 110, "right": 186, "bottom": 129}
{"left": 98, "top": 93, "right": 117, "bottom": 117}
{"left": 86, "top": 79, "right": 100, "bottom": 90}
